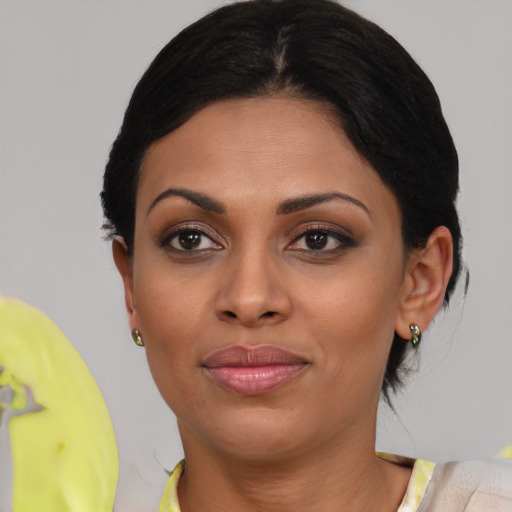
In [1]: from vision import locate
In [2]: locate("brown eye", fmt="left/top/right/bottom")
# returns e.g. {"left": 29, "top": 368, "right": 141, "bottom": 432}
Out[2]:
{"left": 288, "top": 228, "right": 355, "bottom": 254}
{"left": 178, "top": 231, "right": 202, "bottom": 250}
{"left": 167, "top": 229, "right": 222, "bottom": 252}
{"left": 304, "top": 232, "right": 328, "bottom": 250}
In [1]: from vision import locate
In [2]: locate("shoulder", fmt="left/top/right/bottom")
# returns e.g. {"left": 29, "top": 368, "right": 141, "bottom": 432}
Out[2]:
{"left": 423, "top": 458, "right": 512, "bottom": 511}
{"left": 439, "top": 458, "right": 512, "bottom": 494}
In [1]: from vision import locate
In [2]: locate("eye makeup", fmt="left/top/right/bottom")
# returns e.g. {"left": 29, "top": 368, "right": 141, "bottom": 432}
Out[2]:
{"left": 287, "top": 225, "right": 356, "bottom": 254}
{"left": 158, "top": 222, "right": 224, "bottom": 255}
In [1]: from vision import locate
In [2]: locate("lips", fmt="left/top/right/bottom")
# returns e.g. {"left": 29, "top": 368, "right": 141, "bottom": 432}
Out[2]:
{"left": 201, "top": 345, "right": 309, "bottom": 395}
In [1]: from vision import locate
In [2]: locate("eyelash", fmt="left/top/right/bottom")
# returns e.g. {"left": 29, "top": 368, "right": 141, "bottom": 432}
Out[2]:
{"left": 159, "top": 224, "right": 355, "bottom": 256}
{"left": 287, "top": 226, "right": 356, "bottom": 254}
{"left": 159, "top": 224, "right": 223, "bottom": 253}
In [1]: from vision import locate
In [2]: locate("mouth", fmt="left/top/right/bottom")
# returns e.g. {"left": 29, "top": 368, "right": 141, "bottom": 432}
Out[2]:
{"left": 201, "top": 345, "right": 309, "bottom": 395}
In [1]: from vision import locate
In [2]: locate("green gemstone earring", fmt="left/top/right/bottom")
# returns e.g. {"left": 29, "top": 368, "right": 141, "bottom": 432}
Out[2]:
{"left": 131, "top": 329, "right": 144, "bottom": 347}
{"left": 409, "top": 324, "right": 421, "bottom": 347}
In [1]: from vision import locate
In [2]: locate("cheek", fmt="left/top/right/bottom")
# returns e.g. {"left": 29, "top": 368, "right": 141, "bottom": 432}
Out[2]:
{"left": 297, "top": 253, "right": 403, "bottom": 377}
{"left": 138, "top": 281, "right": 209, "bottom": 416}
{"left": 134, "top": 255, "right": 211, "bottom": 338}
{"left": 132, "top": 260, "right": 213, "bottom": 395}
{"left": 302, "top": 262, "right": 402, "bottom": 335}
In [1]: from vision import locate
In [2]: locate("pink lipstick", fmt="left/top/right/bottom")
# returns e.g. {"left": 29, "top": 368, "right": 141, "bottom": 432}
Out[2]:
{"left": 202, "top": 345, "right": 308, "bottom": 395}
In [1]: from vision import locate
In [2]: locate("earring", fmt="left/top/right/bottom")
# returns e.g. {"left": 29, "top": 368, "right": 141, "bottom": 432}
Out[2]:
{"left": 131, "top": 329, "right": 144, "bottom": 347}
{"left": 409, "top": 324, "right": 421, "bottom": 347}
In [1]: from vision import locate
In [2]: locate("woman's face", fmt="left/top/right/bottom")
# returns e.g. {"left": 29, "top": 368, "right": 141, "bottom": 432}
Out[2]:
{"left": 125, "top": 97, "right": 410, "bottom": 460}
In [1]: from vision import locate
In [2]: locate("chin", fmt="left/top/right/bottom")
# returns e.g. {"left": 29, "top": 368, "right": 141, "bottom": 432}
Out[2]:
{"left": 178, "top": 406, "right": 317, "bottom": 462}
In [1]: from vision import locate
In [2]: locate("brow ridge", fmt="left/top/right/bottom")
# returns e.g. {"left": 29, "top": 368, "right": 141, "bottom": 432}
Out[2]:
{"left": 147, "top": 189, "right": 368, "bottom": 217}
{"left": 147, "top": 188, "right": 226, "bottom": 216}
{"left": 277, "top": 192, "right": 370, "bottom": 216}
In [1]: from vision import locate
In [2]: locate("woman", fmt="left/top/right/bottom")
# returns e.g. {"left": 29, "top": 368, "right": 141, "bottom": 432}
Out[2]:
{"left": 101, "top": 0, "right": 512, "bottom": 510}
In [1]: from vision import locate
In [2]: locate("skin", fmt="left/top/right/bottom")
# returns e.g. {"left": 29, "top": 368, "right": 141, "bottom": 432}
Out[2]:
{"left": 114, "top": 97, "right": 453, "bottom": 512}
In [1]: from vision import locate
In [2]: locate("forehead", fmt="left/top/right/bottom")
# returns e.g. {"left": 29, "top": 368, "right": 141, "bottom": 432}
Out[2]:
{"left": 137, "top": 97, "right": 398, "bottom": 219}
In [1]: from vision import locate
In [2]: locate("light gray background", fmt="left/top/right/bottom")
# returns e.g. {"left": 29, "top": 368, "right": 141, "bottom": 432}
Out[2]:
{"left": 1, "top": 1, "right": 511, "bottom": 509}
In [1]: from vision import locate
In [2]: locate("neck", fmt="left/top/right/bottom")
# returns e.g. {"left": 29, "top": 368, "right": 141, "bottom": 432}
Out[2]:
{"left": 176, "top": 422, "right": 410, "bottom": 512}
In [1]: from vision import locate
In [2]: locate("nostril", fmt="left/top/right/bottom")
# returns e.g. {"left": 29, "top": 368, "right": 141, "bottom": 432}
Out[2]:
{"left": 262, "top": 311, "right": 276, "bottom": 318}
{"left": 225, "top": 311, "right": 237, "bottom": 318}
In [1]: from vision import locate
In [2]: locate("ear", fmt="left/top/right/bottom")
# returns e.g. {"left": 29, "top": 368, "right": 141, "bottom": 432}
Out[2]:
{"left": 395, "top": 226, "right": 454, "bottom": 340}
{"left": 112, "top": 237, "right": 139, "bottom": 331}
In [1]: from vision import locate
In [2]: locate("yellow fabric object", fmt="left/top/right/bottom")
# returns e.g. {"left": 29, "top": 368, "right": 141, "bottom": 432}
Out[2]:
{"left": 0, "top": 297, "right": 119, "bottom": 511}
{"left": 159, "top": 460, "right": 184, "bottom": 512}
{"left": 377, "top": 453, "right": 435, "bottom": 512}
{"left": 398, "top": 459, "right": 436, "bottom": 512}
{"left": 159, "top": 456, "right": 435, "bottom": 512}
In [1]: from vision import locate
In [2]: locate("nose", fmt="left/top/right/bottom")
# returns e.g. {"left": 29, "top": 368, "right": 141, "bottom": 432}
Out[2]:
{"left": 214, "top": 249, "right": 292, "bottom": 328}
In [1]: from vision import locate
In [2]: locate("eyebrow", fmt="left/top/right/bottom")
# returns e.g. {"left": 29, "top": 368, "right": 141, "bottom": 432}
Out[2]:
{"left": 146, "top": 188, "right": 369, "bottom": 218}
{"left": 276, "top": 192, "right": 370, "bottom": 217}
{"left": 147, "top": 188, "right": 226, "bottom": 216}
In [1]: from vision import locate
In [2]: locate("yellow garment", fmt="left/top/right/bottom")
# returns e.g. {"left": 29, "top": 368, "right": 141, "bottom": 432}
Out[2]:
{"left": 159, "top": 456, "right": 435, "bottom": 512}
{"left": 0, "top": 297, "right": 119, "bottom": 511}
{"left": 377, "top": 454, "right": 436, "bottom": 512}
{"left": 159, "top": 460, "right": 184, "bottom": 512}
